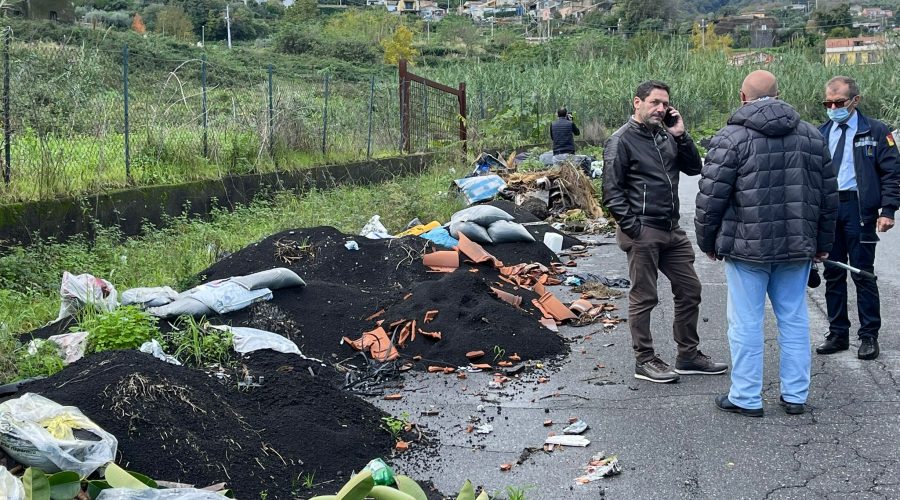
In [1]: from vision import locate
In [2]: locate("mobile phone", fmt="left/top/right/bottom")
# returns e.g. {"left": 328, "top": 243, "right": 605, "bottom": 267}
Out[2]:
{"left": 663, "top": 108, "right": 678, "bottom": 128}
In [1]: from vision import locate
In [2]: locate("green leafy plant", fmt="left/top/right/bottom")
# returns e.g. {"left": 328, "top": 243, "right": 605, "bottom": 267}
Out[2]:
{"left": 76, "top": 306, "right": 159, "bottom": 354}
{"left": 504, "top": 485, "right": 533, "bottom": 500}
{"left": 380, "top": 411, "right": 411, "bottom": 441}
{"left": 15, "top": 340, "right": 65, "bottom": 380}
{"left": 492, "top": 345, "right": 506, "bottom": 364}
{"left": 165, "top": 317, "right": 233, "bottom": 367}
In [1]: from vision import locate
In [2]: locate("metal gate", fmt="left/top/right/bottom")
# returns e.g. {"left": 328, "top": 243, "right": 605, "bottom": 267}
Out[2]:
{"left": 398, "top": 59, "right": 466, "bottom": 154}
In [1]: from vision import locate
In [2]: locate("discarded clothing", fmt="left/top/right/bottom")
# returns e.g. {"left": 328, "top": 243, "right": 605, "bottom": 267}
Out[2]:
{"left": 573, "top": 273, "right": 631, "bottom": 288}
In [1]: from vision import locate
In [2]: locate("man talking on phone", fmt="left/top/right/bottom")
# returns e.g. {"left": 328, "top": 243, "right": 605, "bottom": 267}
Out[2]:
{"left": 602, "top": 80, "right": 727, "bottom": 383}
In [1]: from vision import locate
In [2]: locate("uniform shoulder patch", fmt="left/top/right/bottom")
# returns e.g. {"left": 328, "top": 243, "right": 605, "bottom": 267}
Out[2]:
{"left": 887, "top": 132, "right": 896, "bottom": 148}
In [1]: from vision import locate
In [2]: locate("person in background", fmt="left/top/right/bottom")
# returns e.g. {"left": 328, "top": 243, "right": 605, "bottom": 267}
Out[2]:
{"left": 696, "top": 70, "right": 838, "bottom": 417}
{"left": 603, "top": 80, "right": 727, "bottom": 384}
{"left": 815, "top": 76, "right": 899, "bottom": 361}
{"left": 550, "top": 107, "right": 580, "bottom": 156}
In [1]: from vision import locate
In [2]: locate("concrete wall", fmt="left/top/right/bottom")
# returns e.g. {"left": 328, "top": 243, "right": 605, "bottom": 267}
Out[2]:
{"left": 0, "top": 154, "right": 435, "bottom": 248}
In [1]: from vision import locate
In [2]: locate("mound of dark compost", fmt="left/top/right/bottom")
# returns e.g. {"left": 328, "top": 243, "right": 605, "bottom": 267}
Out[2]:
{"left": 18, "top": 350, "right": 393, "bottom": 499}
{"left": 195, "top": 226, "right": 568, "bottom": 367}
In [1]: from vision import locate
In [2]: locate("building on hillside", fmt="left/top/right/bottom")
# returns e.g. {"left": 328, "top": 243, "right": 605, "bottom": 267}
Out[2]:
{"left": 824, "top": 36, "right": 892, "bottom": 66}
{"left": 6, "top": 0, "right": 75, "bottom": 23}
{"left": 862, "top": 8, "right": 894, "bottom": 19}
{"left": 850, "top": 5, "right": 863, "bottom": 16}
{"left": 729, "top": 51, "right": 776, "bottom": 66}
{"left": 714, "top": 14, "right": 779, "bottom": 48}
{"left": 420, "top": 1, "right": 446, "bottom": 21}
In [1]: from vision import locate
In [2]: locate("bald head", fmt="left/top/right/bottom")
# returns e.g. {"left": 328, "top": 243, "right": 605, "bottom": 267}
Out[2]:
{"left": 741, "top": 70, "right": 778, "bottom": 102}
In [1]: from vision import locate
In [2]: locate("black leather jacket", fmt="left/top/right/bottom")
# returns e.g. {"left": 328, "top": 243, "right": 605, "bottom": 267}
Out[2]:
{"left": 602, "top": 118, "right": 702, "bottom": 237}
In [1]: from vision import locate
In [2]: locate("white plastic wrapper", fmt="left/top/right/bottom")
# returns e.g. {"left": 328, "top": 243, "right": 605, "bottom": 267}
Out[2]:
{"left": 55, "top": 272, "right": 118, "bottom": 322}
{"left": 48, "top": 331, "right": 89, "bottom": 364}
{"left": 209, "top": 325, "right": 301, "bottom": 355}
{"left": 0, "top": 466, "right": 24, "bottom": 500}
{"left": 359, "top": 215, "right": 393, "bottom": 239}
{"left": 96, "top": 488, "right": 225, "bottom": 500}
{"left": 0, "top": 393, "right": 117, "bottom": 477}
{"left": 231, "top": 268, "right": 306, "bottom": 291}
{"left": 139, "top": 340, "right": 181, "bottom": 365}
{"left": 120, "top": 287, "right": 179, "bottom": 307}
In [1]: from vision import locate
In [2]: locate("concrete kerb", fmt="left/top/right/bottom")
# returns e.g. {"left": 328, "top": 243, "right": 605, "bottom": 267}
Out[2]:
{"left": 0, "top": 153, "right": 437, "bottom": 248}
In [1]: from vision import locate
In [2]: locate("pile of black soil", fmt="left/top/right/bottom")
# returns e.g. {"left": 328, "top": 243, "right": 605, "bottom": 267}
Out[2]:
{"left": 194, "top": 226, "right": 568, "bottom": 367}
{"left": 18, "top": 350, "right": 394, "bottom": 499}
{"left": 377, "top": 268, "right": 565, "bottom": 366}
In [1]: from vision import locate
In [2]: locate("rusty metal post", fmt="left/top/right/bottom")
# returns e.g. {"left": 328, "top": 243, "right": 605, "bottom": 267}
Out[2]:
{"left": 399, "top": 59, "right": 411, "bottom": 154}
{"left": 458, "top": 82, "right": 467, "bottom": 155}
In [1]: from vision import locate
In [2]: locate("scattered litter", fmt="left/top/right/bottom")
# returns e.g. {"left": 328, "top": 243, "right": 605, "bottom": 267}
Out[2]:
{"left": 573, "top": 273, "right": 631, "bottom": 289}
{"left": 345, "top": 240, "right": 360, "bottom": 251}
{"left": 212, "top": 325, "right": 306, "bottom": 357}
{"left": 543, "top": 419, "right": 553, "bottom": 427}
{"left": 120, "top": 286, "right": 179, "bottom": 308}
{"left": 466, "top": 350, "right": 485, "bottom": 360}
{"left": 0, "top": 465, "right": 24, "bottom": 500}
{"left": 563, "top": 419, "right": 589, "bottom": 435}
{"left": 603, "top": 343, "right": 615, "bottom": 347}
{"left": 359, "top": 215, "right": 393, "bottom": 239}
{"left": 53, "top": 272, "right": 118, "bottom": 323}
{"left": 139, "top": 339, "right": 181, "bottom": 365}
{"left": 499, "top": 463, "right": 512, "bottom": 472}
{"left": 474, "top": 424, "right": 493, "bottom": 435}
{"left": 383, "top": 393, "right": 403, "bottom": 401}
{"left": 545, "top": 435, "right": 590, "bottom": 447}
{"left": 0, "top": 393, "right": 117, "bottom": 477}
{"left": 453, "top": 175, "right": 507, "bottom": 205}
{"left": 45, "top": 331, "right": 88, "bottom": 364}
{"left": 575, "top": 452, "right": 622, "bottom": 483}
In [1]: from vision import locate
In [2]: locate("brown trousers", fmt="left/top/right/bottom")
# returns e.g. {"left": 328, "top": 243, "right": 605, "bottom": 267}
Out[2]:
{"left": 616, "top": 226, "right": 702, "bottom": 364}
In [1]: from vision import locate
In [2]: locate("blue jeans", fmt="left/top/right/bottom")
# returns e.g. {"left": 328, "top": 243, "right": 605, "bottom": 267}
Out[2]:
{"left": 724, "top": 259, "right": 811, "bottom": 408}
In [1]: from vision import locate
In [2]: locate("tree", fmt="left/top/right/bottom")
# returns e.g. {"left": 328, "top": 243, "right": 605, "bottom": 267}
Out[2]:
{"left": 436, "top": 14, "right": 480, "bottom": 56}
{"left": 621, "top": 0, "right": 674, "bottom": 33}
{"left": 156, "top": 5, "right": 194, "bottom": 41}
{"left": 690, "top": 22, "right": 732, "bottom": 51}
{"left": 323, "top": 9, "right": 402, "bottom": 46}
{"left": 813, "top": 5, "right": 857, "bottom": 36}
{"left": 132, "top": 13, "right": 146, "bottom": 34}
{"left": 382, "top": 25, "right": 418, "bottom": 65}
{"left": 283, "top": 0, "right": 318, "bottom": 24}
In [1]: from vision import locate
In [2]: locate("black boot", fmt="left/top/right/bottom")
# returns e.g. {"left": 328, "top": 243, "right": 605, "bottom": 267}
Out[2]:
{"left": 816, "top": 334, "right": 849, "bottom": 355}
{"left": 858, "top": 337, "right": 880, "bottom": 360}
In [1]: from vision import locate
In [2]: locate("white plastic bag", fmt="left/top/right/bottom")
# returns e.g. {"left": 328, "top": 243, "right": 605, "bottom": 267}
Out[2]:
{"left": 0, "top": 466, "right": 24, "bottom": 500}
{"left": 139, "top": 340, "right": 181, "bottom": 365}
{"left": 55, "top": 272, "right": 118, "bottom": 322}
{"left": 231, "top": 268, "right": 306, "bottom": 291}
{"left": 0, "top": 394, "right": 117, "bottom": 477}
{"left": 48, "top": 331, "right": 89, "bottom": 364}
{"left": 359, "top": 215, "right": 393, "bottom": 239}
{"left": 121, "top": 287, "right": 179, "bottom": 307}
{"left": 209, "top": 325, "right": 301, "bottom": 355}
{"left": 97, "top": 488, "right": 225, "bottom": 499}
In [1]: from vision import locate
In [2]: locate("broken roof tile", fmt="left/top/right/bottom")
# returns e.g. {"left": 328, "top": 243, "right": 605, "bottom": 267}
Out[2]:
{"left": 455, "top": 233, "right": 503, "bottom": 268}
{"left": 423, "top": 250, "right": 460, "bottom": 272}
{"left": 538, "top": 292, "right": 578, "bottom": 322}
{"left": 423, "top": 310, "right": 439, "bottom": 323}
{"left": 490, "top": 287, "right": 523, "bottom": 308}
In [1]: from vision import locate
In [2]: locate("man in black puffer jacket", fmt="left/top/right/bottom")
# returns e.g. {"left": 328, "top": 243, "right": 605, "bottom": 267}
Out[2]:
{"left": 696, "top": 70, "right": 838, "bottom": 417}
{"left": 603, "top": 80, "right": 728, "bottom": 385}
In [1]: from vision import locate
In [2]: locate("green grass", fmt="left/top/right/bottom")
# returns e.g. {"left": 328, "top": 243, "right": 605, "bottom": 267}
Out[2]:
{"left": 0, "top": 157, "right": 465, "bottom": 383}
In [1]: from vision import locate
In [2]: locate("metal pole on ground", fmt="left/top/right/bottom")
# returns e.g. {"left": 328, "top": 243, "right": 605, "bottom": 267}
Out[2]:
{"left": 123, "top": 44, "right": 131, "bottom": 184}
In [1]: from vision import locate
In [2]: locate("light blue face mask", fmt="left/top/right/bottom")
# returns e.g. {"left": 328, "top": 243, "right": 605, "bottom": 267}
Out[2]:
{"left": 827, "top": 107, "right": 851, "bottom": 123}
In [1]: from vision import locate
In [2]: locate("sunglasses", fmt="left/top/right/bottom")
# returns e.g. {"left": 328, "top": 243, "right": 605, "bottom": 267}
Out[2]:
{"left": 822, "top": 98, "right": 854, "bottom": 109}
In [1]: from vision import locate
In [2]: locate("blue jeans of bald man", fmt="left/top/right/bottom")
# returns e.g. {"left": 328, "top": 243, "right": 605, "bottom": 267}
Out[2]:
{"left": 725, "top": 259, "right": 811, "bottom": 409}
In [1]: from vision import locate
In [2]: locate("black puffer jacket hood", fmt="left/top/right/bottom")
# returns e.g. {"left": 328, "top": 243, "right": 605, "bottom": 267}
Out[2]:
{"left": 695, "top": 99, "right": 839, "bottom": 262}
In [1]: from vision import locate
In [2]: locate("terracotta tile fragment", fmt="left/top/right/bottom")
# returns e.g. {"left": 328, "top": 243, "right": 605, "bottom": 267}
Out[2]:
{"left": 389, "top": 319, "right": 407, "bottom": 328}
{"left": 490, "top": 287, "right": 523, "bottom": 308}
{"left": 500, "top": 464, "right": 512, "bottom": 472}
{"left": 538, "top": 292, "right": 578, "bottom": 321}
{"left": 343, "top": 326, "right": 399, "bottom": 362}
{"left": 443, "top": 367, "right": 456, "bottom": 374}
{"left": 568, "top": 416, "right": 579, "bottom": 424}
{"left": 471, "top": 363, "right": 492, "bottom": 370}
{"left": 427, "top": 366, "right": 445, "bottom": 373}
{"left": 395, "top": 441, "right": 409, "bottom": 451}
{"left": 543, "top": 419, "right": 553, "bottom": 427}
{"left": 455, "top": 233, "right": 503, "bottom": 268}
{"left": 466, "top": 425, "right": 474, "bottom": 433}
{"left": 423, "top": 310, "right": 439, "bottom": 323}
{"left": 569, "top": 299, "right": 593, "bottom": 314}
{"left": 537, "top": 377, "right": 549, "bottom": 384}
{"left": 466, "top": 350, "right": 485, "bottom": 360}
{"left": 423, "top": 250, "right": 460, "bottom": 272}
{"left": 365, "top": 309, "right": 385, "bottom": 321}
{"left": 509, "top": 353, "right": 521, "bottom": 362}
{"left": 457, "top": 372, "right": 467, "bottom": 380}
{"left": 498, "top": 361, "right": 513, "bottom": 367}
{"left": 418, "top": 328, "right": 442, "bottom": 340}
{"left": 383, "top": 393, "right": 403, "bottom": 400}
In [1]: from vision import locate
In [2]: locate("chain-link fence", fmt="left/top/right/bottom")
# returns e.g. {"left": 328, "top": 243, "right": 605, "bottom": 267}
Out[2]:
{"left": 0, "top": 29, "right": 416, "bottom": 203}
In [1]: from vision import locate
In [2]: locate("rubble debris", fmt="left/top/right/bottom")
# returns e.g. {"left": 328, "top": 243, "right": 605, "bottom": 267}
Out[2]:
{"left": 575, "top": 452, "right": 622, "bottom": 483}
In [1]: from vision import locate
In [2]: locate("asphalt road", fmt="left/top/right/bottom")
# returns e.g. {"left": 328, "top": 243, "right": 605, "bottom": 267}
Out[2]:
{"left": 375, "top": 174, "right": 900, "bottom": 500}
